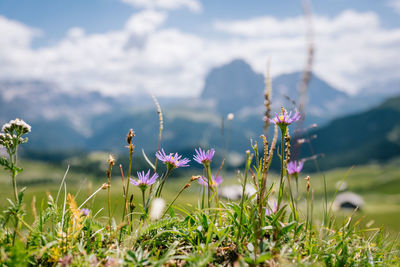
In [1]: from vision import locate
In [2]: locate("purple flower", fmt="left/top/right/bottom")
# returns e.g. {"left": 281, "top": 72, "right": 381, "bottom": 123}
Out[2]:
{"left": 130, "top": 170, "right": 158, "bottom": 189}
{"left": 193, "top": 147, "right": 215, "bottom": 165}
{"left": 80, "top": 208, "right": 90, "bottom": 216}
{"left": 268, "top": 108, "right": 300, "bottom": 128}
{"left": 198, "top": 175, "right": 223, "bottom": 187}
{"left": 265, "top": 201, "right": 278, "bottom": 216}
{"left": 58, "top": 255, "right": 72, "bottom": 267}
{"left": 156, "top": 149, "right": 190, "bottom": 169}
{"left": 287, "top": 161, "right": 304, "bottom": 175}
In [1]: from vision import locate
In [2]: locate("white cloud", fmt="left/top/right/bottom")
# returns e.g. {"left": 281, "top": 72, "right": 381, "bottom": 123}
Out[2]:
{"left": 0, "top": 10, "right": 400, "bottom": 97}
{"left": 125, "top": 10, "right": 167, "bottom": 35}
{"left": 121, "top": 0, "right": 202, "bottom": 13}
{"left": 388, "top": 0, "right": 400, "bottom": 14}
{"left": 0, "top": 15, "right": 39, "bottom": 48}
{"left": 214, "top": 10, "right": 400, "bottom": 94}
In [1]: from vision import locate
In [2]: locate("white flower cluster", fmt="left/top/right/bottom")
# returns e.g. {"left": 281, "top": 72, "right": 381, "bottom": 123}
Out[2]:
{"left": 1, "top": 118, "right": 31, "bottom": 134}
{"left": 0, "top": 118, "right": 31, "bottom": 148}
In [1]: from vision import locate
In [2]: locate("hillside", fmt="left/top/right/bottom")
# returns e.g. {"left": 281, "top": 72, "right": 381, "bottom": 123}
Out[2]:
{"left": 300, "top": 95, "right": 400, "bottom": 170}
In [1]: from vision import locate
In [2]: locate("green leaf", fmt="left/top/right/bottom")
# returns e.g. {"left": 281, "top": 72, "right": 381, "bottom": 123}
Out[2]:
{"left": 0, "top": 157, "right": 12, "bottom": 171}
{"left": 256, "top": 253, "right": 272, "bottom": 263}
{"left": 13, "top": 165, "right": 23, "bottom": 174}
{"left": 168, "top": 206, "right": 175, "bottom": 218}
{"left": 281, "top": 221, "right": 297, "bottom": 235}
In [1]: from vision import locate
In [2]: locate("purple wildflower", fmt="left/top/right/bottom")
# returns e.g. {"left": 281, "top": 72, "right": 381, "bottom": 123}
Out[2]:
{"left": 80, "top": 208, "right": 90, "bottom": 216}
{"left": 156, "top": 149, "right": 190, "bottom": 169}
{"left": 287, "top": 161, "right": 304, "bottom": 175}
{"left": 198, "top": 175, "right": 223, "bottom": 187}
{"left": 193, "top": 147, "right": 215, "bottom": 165}
{"left": 58, "top": 255, "right": 72, "bottom": 267}
{"left": 268, "top": 107, "right": 300, "bottom": 128}
{"left": 265, "top": 200, "right": 278, "bottom": 216}
{"left": 130, "top": 170, "right": 158, "bottom": 189}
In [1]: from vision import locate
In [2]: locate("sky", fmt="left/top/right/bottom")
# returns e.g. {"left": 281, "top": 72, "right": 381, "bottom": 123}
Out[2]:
{"left": 0, "top": 0, "right": 400, "bottom": 97}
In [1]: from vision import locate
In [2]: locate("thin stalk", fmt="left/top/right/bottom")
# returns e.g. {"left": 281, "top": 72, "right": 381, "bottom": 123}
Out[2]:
{"left": 56, "top": 166, "right": 70, "bottom": 205}
{"left": 156, "top": 168, "right": 172, "bottom": 198}
{"left": 286, "top": 175, "right": 298, "bottom": 220}
{"left": 205, "top": 164, "right": 213, "bottom": 208}
{"left": 162, "top": 183, "right": 191, "bottom": 218}
{"left": 305, "top": 177, "right": 310, "bottom": 231}
{"left": 79, "top": 184, "right": 106, "bottom": 209}
{"left": 123, "top": 147, "right": 134, "bottom": 223}
{"left": 201, "top": 184, "right": 205, "bottom": 210}
{"left": 278, "top": 128, "right": 286, "bottom": 208}
{"left": 11, "top": 170, "right": 18, "bottom": 202}
{"left": 119, "top": 165, "right": 129, "bottom": 219}
{"left": 236, "top": 151, "right": 251, "bottom": 246}
{"left": 107, "top": 164, "right": 113, "bottom": 229}
{"left": 141, "top": 189, "right": 146, "bottom": 210}
{"left": 11, "top": 146, "right": 18, "bottom": 245}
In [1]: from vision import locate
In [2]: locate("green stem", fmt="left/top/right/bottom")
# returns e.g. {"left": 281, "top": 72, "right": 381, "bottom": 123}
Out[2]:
{"left": 162, "top": 183, "right": 189, "bottom": 218}
{"left": 11, "top": 170, "right": 18, "bottom": 203}
{"left": 278, "top": 128, "right": 286, "bottom": 209}
{"left": 123, "top": 149, "right": 133, "bottom": 223}
{"left": 141, "top": 189, "right": 146, "bottom": 210}
{"left": 107, "top": 165, "right": 113, "bottom": 229}
{"left": 205, "top": 164, "right": 213, "bottom": 208}
{"left": 287, "top": 174, "right": 298, "bottom": 220}
{"left": 156, "top": 168, "right": 172, "bottom": 198}
{"left": 236, "top": 152, "right": 251, "bottom": 246}
{"left": 11, "top": 146, "right": 19, "bottom": 246}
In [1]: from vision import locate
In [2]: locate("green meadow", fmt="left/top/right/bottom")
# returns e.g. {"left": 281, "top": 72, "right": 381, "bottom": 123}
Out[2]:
{"left": 1, "top": 158, "right": 400, "bottom": 234}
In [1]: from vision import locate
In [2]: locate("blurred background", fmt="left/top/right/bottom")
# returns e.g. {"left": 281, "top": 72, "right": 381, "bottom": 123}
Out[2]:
{"left": 0, "top": 0, "right": 400, "bottom": 232}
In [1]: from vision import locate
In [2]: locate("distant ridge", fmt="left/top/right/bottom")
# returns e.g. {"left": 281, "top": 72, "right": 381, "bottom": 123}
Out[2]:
{"left": 300, "top": 95, "right": 400, "bottom": 170}
{"left": 201, "top": 59, "right": 264, "bottom": 115}
{"left": 201, "top": 59, "right": 351, "bottom": 118}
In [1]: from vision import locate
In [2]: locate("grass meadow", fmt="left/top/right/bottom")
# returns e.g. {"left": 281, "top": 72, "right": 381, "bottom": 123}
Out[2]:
{"left": 1, "top": 159, "right": 400, "bottom": 235}
{"left": 1, "top": 116, "right": 400, "bottom": 266}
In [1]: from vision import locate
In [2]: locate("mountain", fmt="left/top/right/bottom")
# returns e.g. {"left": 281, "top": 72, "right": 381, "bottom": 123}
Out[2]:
{"left": 3, "top": 59, "right": 400, "bottom": 171}
{"left": 200, "top": 59, "right": 367, "bottom": 124}
{"left": 299, "top": 95, "right": 400, "bottom": 170}
{"left": 272, "top": 72, "right": 349, "bottom": 117}
{"left": 0, "top": 80, "right": 118, "bottom": 137}
{"left": 201, "top": 59, "right": 265, "bottom": 115}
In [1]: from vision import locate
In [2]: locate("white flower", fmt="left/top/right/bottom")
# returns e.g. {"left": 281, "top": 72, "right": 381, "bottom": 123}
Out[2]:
{"left": 149, "top": 198, "right": 165, "bottom": 220}
{"left": 1, "top": 123, "right": 11, "bottom": 132}
{"left": 227, "top": 113, "right": 234, "bottom": 121}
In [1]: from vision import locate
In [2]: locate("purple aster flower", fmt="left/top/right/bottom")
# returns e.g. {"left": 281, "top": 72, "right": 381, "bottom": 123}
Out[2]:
{"left": 268, "top": 107, "right": 300, "bottom": 128}
{"left": 198, "top": 175, "right": 223, "bottom": 187}
{"left": 130, "top": 170, "right": 158, "bottom": 190}
{"left": 80, "top": 208, "right": 90, "bottom": 216}
{"left": 287, "top": 161, "right": 304, "bottom": 175}
{"left": 156, "top": 149, "right": 190, "bottom": 169}
{"left": 193, "top": 147, "right": 215, "bottom": 165}
{"left": 265, "top": 200, "right": 278, "bottom": 216}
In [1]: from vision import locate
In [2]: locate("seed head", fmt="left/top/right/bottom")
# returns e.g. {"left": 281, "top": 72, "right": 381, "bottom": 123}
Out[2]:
{"left": 149, "top": 198, "right": 166, "bottom": 220}
{"left": 108, "top": 154, "right": 115, "bottom": 166}
{"left": 191, "top": 175, "right": 201, "bottom": 182}
{"left": 126, "top": 129, "right": 135, "bottom": 145}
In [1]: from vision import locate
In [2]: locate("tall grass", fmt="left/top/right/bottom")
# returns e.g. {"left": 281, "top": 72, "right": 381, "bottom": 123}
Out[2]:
{"left": 0, "top": 113, "right": 398, "bottom": 266}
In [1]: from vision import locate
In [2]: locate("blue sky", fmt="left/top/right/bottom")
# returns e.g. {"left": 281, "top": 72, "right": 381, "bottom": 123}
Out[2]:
{"left": 0, "top": 0, "right": 399, "bottom": 97}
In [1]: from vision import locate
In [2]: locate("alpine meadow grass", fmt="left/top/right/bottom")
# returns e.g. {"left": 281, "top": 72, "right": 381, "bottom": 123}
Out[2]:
{"left": 0, "top": 110, "right": 399, "bottom": 266}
